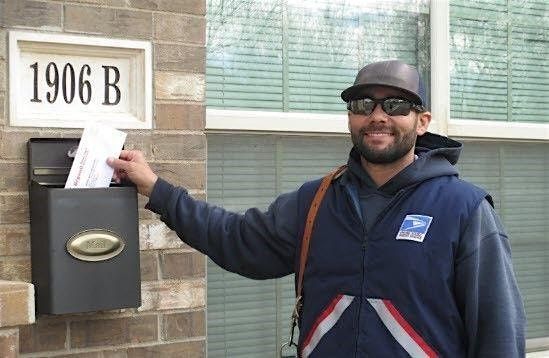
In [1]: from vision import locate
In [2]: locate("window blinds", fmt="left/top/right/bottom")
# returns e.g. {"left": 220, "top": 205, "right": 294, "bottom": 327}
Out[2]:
{"left": 207, "top": 134, "right": 349, "bottom": 357}
{"left": 207, "top": 0, "right": 284, "bottom": 110}
{"left": 458, "top": 141, "right": 549, "bottom": 339}
{"left": 510, "top": 0, "right": 549, "bottom": 122}
{"left": 207, "top": 135, "right": 279, "bottom": 356}
{"left": 450, "top": 0, "right": 548, "bottom": 122}
{"left": 287, "top": 2, "right": 427, "bottom": 113}
{"left": 207, "top": 0, "right": 430, "bottom": 113}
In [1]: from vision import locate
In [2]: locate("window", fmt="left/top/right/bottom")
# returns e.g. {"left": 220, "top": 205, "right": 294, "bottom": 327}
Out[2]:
{"left": 449, "top": 0, "right": 549, "bottom": 349}
{"left": 450, "top": 0, "right": 548, "bottom": 123}
{"left": 206, "top": 0, "right": 430, "bottom": 113}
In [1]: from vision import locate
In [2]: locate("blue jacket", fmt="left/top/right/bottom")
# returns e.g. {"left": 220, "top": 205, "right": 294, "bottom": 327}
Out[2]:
{"left": 147, "top": 132, "right": 525, "bottom": 357}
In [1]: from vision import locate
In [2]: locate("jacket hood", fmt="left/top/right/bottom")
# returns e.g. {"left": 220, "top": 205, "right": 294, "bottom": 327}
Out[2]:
{"left": 415, "top": 132, "right": 462, "bottom": 165}
{"left": 345, "top": 132, "right": 462, "bottom": 195}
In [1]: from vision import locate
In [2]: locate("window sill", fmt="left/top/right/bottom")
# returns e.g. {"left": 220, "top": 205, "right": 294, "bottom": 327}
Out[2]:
{"left": 206, "top": 109, "right": 348, "bottom": 134}
{"left": 449, "top": 119, "right": 549, "bottom": 141}
{"left": 527, "top": 337, "right": 549, "bottom": 355}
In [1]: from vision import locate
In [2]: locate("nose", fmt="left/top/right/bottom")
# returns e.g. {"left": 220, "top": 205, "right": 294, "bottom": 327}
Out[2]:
{"left": 369, "top": 102, "right": 388, "bottom": 120}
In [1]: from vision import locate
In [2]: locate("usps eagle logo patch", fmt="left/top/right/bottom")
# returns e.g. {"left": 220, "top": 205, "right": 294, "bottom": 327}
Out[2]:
{"left": 396, "top": 215, "right": 433, "bottom": 242}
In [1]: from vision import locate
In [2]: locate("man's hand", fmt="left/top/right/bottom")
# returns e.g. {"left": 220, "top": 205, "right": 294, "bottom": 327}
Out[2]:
{"left": 107, "top": 150, "right": 158, "bottom": 197}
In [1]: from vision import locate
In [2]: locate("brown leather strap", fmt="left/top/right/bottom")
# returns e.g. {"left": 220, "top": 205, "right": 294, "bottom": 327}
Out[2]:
{"left": 296, "top": 165, "right": 347, "bottom": 298}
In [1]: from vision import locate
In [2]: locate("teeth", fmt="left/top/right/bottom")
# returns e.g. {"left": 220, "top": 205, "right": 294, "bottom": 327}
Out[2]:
{"left": 367, "top": 132, "right": 391, "bottom": 136}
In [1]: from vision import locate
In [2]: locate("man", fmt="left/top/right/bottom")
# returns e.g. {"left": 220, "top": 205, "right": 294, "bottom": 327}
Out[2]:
{"left": 108, "top": 60, "right": 525, "bottom": 357}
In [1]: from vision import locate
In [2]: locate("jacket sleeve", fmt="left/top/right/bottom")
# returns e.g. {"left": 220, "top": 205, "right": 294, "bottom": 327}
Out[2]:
{"left": 145, "top": 178, "right": 299, "bottom": 279}
{"left": 454, "top": 199, "right": 526, "bottom": 357}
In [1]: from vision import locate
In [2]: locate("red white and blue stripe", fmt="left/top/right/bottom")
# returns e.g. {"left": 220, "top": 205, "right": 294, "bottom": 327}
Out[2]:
{"left": 300, "top": 294, "right": 355, "bottom": 358}
{"left": 367, "top": 298, "right": 438, "bottom": 358}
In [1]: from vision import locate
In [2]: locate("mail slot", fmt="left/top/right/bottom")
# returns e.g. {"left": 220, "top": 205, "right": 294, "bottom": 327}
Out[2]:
{"left": 28, "top": 138, "right": 141, "bottom": 314}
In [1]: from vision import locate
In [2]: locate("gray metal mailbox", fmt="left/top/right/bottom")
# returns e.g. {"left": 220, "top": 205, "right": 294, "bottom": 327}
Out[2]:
{"left": 28, "top": 138, "right": 141, "bottom": 314}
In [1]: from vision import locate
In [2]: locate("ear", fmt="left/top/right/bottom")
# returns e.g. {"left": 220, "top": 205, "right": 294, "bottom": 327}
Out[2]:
{"left": 416, "top": 111, "right": 431, "bottom": 136}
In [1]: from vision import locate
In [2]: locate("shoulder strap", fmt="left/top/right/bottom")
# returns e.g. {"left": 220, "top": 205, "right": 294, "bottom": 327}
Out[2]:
{"left": 281, "top": 165, "right": 347, "bottom": 354}
{"left": 296, "top": 164, "right": 347, "bottom": 299}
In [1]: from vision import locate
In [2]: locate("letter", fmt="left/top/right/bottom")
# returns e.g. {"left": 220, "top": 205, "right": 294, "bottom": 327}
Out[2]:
{"left": 102, "top": 65, "right": 121, "bottom": 105}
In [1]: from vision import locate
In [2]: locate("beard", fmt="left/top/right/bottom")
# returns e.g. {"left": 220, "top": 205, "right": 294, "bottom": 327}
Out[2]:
{"left": 351, "top": 121, "right": 418, "bottom": 164}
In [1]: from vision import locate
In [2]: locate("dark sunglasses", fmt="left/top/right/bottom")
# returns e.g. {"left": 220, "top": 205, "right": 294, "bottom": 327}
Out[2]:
{"left": 347, "top": 97, "right": 425, "bottom": 116}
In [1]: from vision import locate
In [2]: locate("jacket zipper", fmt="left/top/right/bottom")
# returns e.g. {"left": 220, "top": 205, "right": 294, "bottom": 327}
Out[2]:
{"left": 355, "top": 225, "right": 367, "bottom": 356}
{"left": 343, "top": 184, "right": 366, "bottom": 357}
{"left": 345, "top": 185, "right": 410, "bottom": 356}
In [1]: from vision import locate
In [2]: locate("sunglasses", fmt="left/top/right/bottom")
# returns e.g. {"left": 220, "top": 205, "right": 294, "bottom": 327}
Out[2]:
{"left": 347, "top": 97, "right": 425, "bottom": 116}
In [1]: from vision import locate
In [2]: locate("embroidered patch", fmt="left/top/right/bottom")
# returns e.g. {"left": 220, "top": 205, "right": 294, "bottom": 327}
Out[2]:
{"left": 396, "top": 214, "right": 433, "bottom": 242}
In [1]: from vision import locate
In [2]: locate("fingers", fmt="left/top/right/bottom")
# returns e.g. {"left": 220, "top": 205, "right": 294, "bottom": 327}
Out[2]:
{"left": 118, "top": 150, "right": 133, "bottom": 161}
{"left": 106, "top": 150, "right": 156, "bottom": 195}
{"left": 112, "top": 168, "right": 126, "bottom": 183}
{"left": 119, "top": 150, "right": 144, "bottom": 162}
{"left": 108, "top": 150, "right": 145, "bottom": 167}
{"left": 107, "top": 157, "right": 131, "bottom": 171}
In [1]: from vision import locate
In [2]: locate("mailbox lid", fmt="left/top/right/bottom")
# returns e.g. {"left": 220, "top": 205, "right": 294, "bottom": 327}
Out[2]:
{"left": 28, "top": 138, "right": 79, "bottom": 185}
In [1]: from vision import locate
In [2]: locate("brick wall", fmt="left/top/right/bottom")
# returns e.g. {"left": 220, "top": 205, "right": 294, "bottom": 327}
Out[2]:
{"left": 0, "top": 0, "right": 207, "bottom": 356}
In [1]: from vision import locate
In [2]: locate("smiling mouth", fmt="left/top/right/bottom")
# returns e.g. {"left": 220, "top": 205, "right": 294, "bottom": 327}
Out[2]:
{"left": 365, "top": 132, "right": 393, "bottom": 136}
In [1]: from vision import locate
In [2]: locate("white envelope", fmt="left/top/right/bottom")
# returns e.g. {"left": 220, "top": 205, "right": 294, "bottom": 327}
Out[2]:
{"left": 65, "top": 123, "right": 127, "bottom": 189}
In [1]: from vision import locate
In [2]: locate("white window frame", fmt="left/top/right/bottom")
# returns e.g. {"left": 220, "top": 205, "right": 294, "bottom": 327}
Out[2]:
{"left": 205, "top": 0, "right": 548, "bottom": 353}
{"left": 429, "top": 1, "right": 549, "bottom": 142}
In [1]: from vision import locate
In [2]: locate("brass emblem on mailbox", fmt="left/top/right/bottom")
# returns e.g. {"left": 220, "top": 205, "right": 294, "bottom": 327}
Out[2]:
{"left": 66, "top": 229, "right": 125, "bottom": 262}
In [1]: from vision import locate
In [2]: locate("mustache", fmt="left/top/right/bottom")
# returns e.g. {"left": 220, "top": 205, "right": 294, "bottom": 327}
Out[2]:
{"left": 358, "top": 124, "right": 395, "bottom": 136}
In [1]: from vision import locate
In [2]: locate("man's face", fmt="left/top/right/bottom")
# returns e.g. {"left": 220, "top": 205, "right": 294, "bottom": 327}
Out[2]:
{"left": 347, "top": 86, "right": 430, "bottom": 164}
